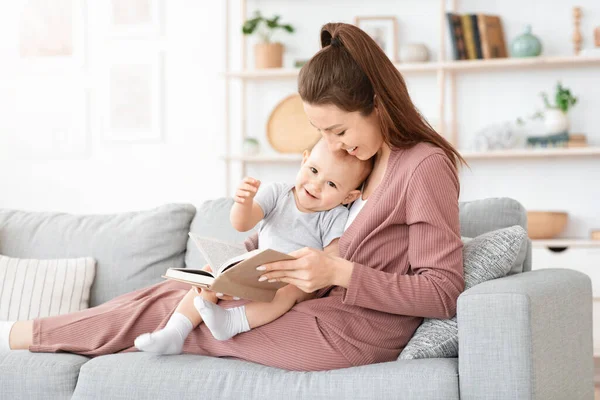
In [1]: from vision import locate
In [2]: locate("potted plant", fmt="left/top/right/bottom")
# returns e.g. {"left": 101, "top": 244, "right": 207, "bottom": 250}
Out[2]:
{"left": 540, "top": 82, "right": 578, "bottom": 135}
{"left": 242, "top": 11, "right": 294, "bottom": 69}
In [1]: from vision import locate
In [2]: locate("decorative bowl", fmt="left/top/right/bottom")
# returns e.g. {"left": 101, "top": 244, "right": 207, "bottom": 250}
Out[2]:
{"left": 526, "top": 211, "right": 568, "bottom": 239}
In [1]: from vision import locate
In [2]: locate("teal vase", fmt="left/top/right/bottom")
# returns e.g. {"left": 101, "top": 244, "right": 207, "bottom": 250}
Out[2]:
{"left": 510, "top": 25, "right": 542, "bottom": 57}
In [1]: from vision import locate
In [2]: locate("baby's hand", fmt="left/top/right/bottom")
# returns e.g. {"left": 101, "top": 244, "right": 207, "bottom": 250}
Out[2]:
{"left": 234, "top": 177, "right": 261, "bottom": 205}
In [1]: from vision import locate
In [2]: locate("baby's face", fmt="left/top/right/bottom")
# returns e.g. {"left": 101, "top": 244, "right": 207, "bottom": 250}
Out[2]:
{"left": 294, "top": 143, "right": 364, "bottom": 212}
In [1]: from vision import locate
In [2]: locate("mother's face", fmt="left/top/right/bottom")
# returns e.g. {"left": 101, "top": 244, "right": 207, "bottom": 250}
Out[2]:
{"left": 303, "top": 102, "right": 384, "bottom": 161}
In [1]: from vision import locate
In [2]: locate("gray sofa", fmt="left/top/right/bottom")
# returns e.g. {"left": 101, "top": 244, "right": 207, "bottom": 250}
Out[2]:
{"left": 0, "top": 198, "right": 594, "bottom": 399}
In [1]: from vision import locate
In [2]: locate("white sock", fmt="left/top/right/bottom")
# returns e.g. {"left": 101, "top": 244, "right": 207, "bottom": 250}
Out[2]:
{"left": 0, "top": 321, "right": 16, "bottom": 352}
{"left": 134, "top": 312, "right": 193, "bottom": 355}
{"left": 194, "top": 297, "right": 250, "bottom": 341}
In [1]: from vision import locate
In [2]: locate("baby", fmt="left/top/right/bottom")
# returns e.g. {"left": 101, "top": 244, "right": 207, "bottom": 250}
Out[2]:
{"left": 134, "top": 139, "right": 371, "bottom": 354}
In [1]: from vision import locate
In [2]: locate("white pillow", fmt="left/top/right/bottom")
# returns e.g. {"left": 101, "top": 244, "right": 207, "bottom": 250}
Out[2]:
{"left": 0, "top": 254, "right": 96, "bottom": 320}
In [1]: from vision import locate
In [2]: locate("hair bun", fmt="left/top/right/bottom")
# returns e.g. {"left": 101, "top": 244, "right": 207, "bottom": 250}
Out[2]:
{"left": 320, "top": 29, "right": 342, "bottom": 48}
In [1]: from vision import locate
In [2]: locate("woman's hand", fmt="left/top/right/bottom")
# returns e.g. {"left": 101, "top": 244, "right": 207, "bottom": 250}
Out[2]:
{"left": 258, "top": 247, "right": 355, "bottom": 293}
{"left": 198, "top": 265, "right": 240, "bottom": 301}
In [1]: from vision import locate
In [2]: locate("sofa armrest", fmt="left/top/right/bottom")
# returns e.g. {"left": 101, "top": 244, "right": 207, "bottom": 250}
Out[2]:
{"left": 457, "top": 269, "right": 594, "bottom": 400}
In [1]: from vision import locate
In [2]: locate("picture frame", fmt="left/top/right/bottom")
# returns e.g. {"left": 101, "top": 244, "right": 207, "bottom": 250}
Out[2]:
{"left": 354, "top": 16, "right": 398, "bottom": 62}
{"left": 102, "top": 50, "right": 164, "bottom": 143}
{"left": 15, "top": 0, "right": 87, "bottom": 71}
{"left": 108, "top": 0, "right": 162, "bottom": 38}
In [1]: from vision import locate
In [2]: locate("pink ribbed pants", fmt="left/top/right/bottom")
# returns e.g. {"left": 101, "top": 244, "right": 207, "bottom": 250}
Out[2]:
{"left": 29, "top": 280, "right": 352, "bottom": 371}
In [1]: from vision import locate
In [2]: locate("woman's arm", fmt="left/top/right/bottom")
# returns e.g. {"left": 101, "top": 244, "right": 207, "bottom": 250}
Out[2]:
{"left": 340, "top": 154, "right": 465, "bottom": 319}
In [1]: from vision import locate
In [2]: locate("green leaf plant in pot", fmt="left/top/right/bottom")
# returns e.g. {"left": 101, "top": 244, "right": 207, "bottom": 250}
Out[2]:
{"left": 242, "top": 11, "right": 295, "bottom": 69}
{"left": 540, "top": 82, "right": 578, "bottom": 135}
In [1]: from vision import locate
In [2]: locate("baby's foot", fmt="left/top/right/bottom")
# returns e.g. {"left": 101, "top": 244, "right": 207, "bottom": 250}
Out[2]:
{"left": 194, "top": 297, "right": 250, "bottom": 341}
{"left": 134, "top": 312, "right": 192, "bottom": 355}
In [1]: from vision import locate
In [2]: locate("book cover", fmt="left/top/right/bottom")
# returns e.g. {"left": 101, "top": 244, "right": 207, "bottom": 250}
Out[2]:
{"left": 477, "top": 14, "right": 508, "bottom": 59}
{"left": 469, "top": 14, "right": 483, "bottom": 59}
{"left": 461, "top": 14, "right": 477, "bottom": 60}
{"left": 446, "top": 13, "right": 467, "bottom": 60}
{"left": 163, "top": 234, "right": 295, "bottom": 302}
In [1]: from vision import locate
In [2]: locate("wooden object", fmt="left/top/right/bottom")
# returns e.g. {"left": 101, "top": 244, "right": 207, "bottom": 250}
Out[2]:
{"left": 527, "top": 211, "right": 569, "bottom": 239}
{"left": 477, "top": 15, "right": 508, "bottom": 59}
{"left": 592, "top": 230, "right": 600, "bottom": 241}
{"left": 573, "top": 7, "right": 582, "bottom": 55}
{"left": 595, "top": 27, "right": 600, "bottom": 47}
{"left": 254, "top": 43, "right": 284, "bottom": 69}
{"left": 266, "top": 94, "right": 320, "bottom": 153}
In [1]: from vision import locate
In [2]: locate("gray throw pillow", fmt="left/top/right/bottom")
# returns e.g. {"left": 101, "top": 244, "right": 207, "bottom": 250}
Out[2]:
{"left": 398, "top": 225, "right": 527, "bottom": 360}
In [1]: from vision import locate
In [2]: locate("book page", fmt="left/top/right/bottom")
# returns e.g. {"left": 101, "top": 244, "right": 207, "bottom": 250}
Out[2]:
{"left": 189, "top": 234, "right": 246, "bottom": 274}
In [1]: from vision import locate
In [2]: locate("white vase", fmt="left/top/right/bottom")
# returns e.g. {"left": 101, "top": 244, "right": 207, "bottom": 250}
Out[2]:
{"left": 399, "top": 43, "right": 430, "bottom": 63}
{"left": 543, "top": 108, "right": 569, "bottom": 135}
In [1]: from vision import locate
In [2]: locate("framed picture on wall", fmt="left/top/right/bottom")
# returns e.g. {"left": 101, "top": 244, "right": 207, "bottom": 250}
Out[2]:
{"left": 108, "top": 0, "right": 162, "bottom": 37}
{"left": 16, "top": 0, "right": 87, "bottom": 70}
{"left": 102, "top": 50, "right": 164, "bottom": 143}
{"left": 354, "top": 16, "right": 398, "bottom": 62}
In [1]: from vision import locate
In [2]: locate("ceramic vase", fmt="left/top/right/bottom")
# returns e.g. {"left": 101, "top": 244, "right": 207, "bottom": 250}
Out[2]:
{"left": 543, "top": 108, "right": 569, "bottom": 135}
{"left": 510, "top": 25, "right": 543, "bottom": 57}
{"left": 254, "top": 43, "right": 284, "bottom": 69}
{"left": 399, "top": 43, "right": 430, "bottom": 63}
{"left": 242, "top": 138, "right": 260, "bottom": 155}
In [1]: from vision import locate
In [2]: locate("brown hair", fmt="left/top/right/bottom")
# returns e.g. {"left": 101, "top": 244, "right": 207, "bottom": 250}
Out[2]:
{"left": 298, "top": 23, "right": 467, "bottom": 168}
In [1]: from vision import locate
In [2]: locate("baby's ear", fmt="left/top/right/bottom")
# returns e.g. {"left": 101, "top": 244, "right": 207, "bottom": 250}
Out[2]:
{"left": 301, "top": 150, "right": 310, "bottom": 165}
{"left": 342, "top": 190, "right": 361, "bottom": 205}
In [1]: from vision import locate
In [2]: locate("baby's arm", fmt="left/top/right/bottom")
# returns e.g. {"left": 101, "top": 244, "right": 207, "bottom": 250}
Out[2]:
{"left": 230, "top": 177, "right": 265, "bottom": 232}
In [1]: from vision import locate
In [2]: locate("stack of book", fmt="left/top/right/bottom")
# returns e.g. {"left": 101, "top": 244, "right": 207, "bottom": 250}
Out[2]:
{"left": 526, "top": 133, "right": 588, "bottom": 149}
{"left": 447, "top": 13, "right": 508, "bottom": 60}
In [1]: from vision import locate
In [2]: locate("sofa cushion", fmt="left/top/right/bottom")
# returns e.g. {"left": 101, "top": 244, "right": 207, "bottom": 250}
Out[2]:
{"left": 72, "top": 353, "right": 459, "bottom": 400}
{"left": 0, "top": 350, "right": 88, "bottom": 400}
{"left": 186, "top": 198, "right": 256, "bottom": 269}
{"left": 0, "top": 255, "right": 96, "bottom": 320}
{"left": 399, "top": 225, "right": 527, "bottom": 360}
{"left": 0, "top": 204, "right": 195, "bottom": 306}
{"left": 459, "top": 197, "right": 530, "bottom": 274}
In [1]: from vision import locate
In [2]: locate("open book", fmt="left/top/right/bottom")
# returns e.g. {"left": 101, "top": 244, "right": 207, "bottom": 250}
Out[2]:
{"left": 163, "top": 233, "right": 295, "bottom": 302}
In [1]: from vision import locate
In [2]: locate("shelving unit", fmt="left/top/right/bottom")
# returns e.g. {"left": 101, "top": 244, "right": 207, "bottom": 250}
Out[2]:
{"left": 225, "top": 55, "right": 600, "bottom": 79}
{"left": 224, "top": 0, "right": 600, "bottom": 194}
{"left": 532, "top": 239, "right": 600, "bottom": 248}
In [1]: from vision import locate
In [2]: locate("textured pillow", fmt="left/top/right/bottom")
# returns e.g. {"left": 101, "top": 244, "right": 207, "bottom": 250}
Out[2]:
{"left": 0, "top": 254, "right": 95, "bottom": 320}
{"left": 399, "top": 225, "right": 527, "bottom": 360}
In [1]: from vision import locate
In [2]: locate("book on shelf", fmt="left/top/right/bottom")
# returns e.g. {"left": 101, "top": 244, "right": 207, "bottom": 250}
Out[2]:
{"left": 163, "top": 234, "right": 295, "bottom": 302}
{"left": 477, "top": 14, "right": 508, "bottom": 59}
{"left": 461, "top": 14, "right": 478, "bottom": 60}
{"left": 447, "top": 13, "right": 507, "bottom": 61}
{"left": 446, "top": 13, "right": 468, "bottom": 60}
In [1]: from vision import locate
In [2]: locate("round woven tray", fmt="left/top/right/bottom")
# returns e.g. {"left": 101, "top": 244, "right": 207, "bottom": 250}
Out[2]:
{"left": 266, "top": 94, "right": 320, "bottom": 153}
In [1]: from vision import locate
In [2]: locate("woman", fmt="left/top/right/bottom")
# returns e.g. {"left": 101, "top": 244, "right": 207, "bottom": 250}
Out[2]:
{"left": 4, "top": 23, "right": 466, "bottom": 372}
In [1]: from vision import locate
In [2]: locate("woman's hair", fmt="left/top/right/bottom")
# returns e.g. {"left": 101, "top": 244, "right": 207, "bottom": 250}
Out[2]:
{"left": 298, "top": 23, "right": 467, "bottom": 168}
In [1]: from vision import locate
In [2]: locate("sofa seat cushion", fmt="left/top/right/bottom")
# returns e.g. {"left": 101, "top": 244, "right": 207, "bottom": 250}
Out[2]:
{"left": 72, "top": 353, "right": 459, "bottom": 400}
{"left": 0, "top": 350, "right": 89, "bottom": 400}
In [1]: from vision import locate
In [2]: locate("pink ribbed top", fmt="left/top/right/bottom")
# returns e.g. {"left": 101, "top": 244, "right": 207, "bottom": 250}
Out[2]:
{"left": 293, "top": 142, "right": 465, "bottom": 366}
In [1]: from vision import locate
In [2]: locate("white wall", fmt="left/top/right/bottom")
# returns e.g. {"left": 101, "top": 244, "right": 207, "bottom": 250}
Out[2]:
{"left": 0, "top": 0, "right": 598, "bottom": 240}
{"left": 0, "top": 1, "right": 226, "bottom": 213}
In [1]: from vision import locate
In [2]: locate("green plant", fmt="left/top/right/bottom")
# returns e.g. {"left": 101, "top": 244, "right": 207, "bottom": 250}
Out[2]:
{"left": 540, "top": 81, "right": 578, "bottom": 113}
{"left": 242, "top": 11, "right": 294, "bottom": 43}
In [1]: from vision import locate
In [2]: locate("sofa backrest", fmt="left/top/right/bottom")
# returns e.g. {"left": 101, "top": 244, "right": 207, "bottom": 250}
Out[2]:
{"left": 187, "top": 197, "right": 531, "bottom": 275}
{"left": 0, "top": 204, "right": 196, "bottom": 306}
{"left": 459, "top": 197, "right": 531, "bottom": 274}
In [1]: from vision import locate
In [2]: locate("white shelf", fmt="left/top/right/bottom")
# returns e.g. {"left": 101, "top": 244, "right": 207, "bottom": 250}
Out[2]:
{"left": 223, "top": 154, "right": 302, "bottom": 163}
{"left": 224, "top": 147, "right": 600, "bottom": 163}
{"left": 462, "top": 147, "right": 600, "bottom": 160}
{"left": 532, "top": 239, "right": 600, "bottom": 248}
{"left": 225, "top": 55, "right": 600, "bottom": 80}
